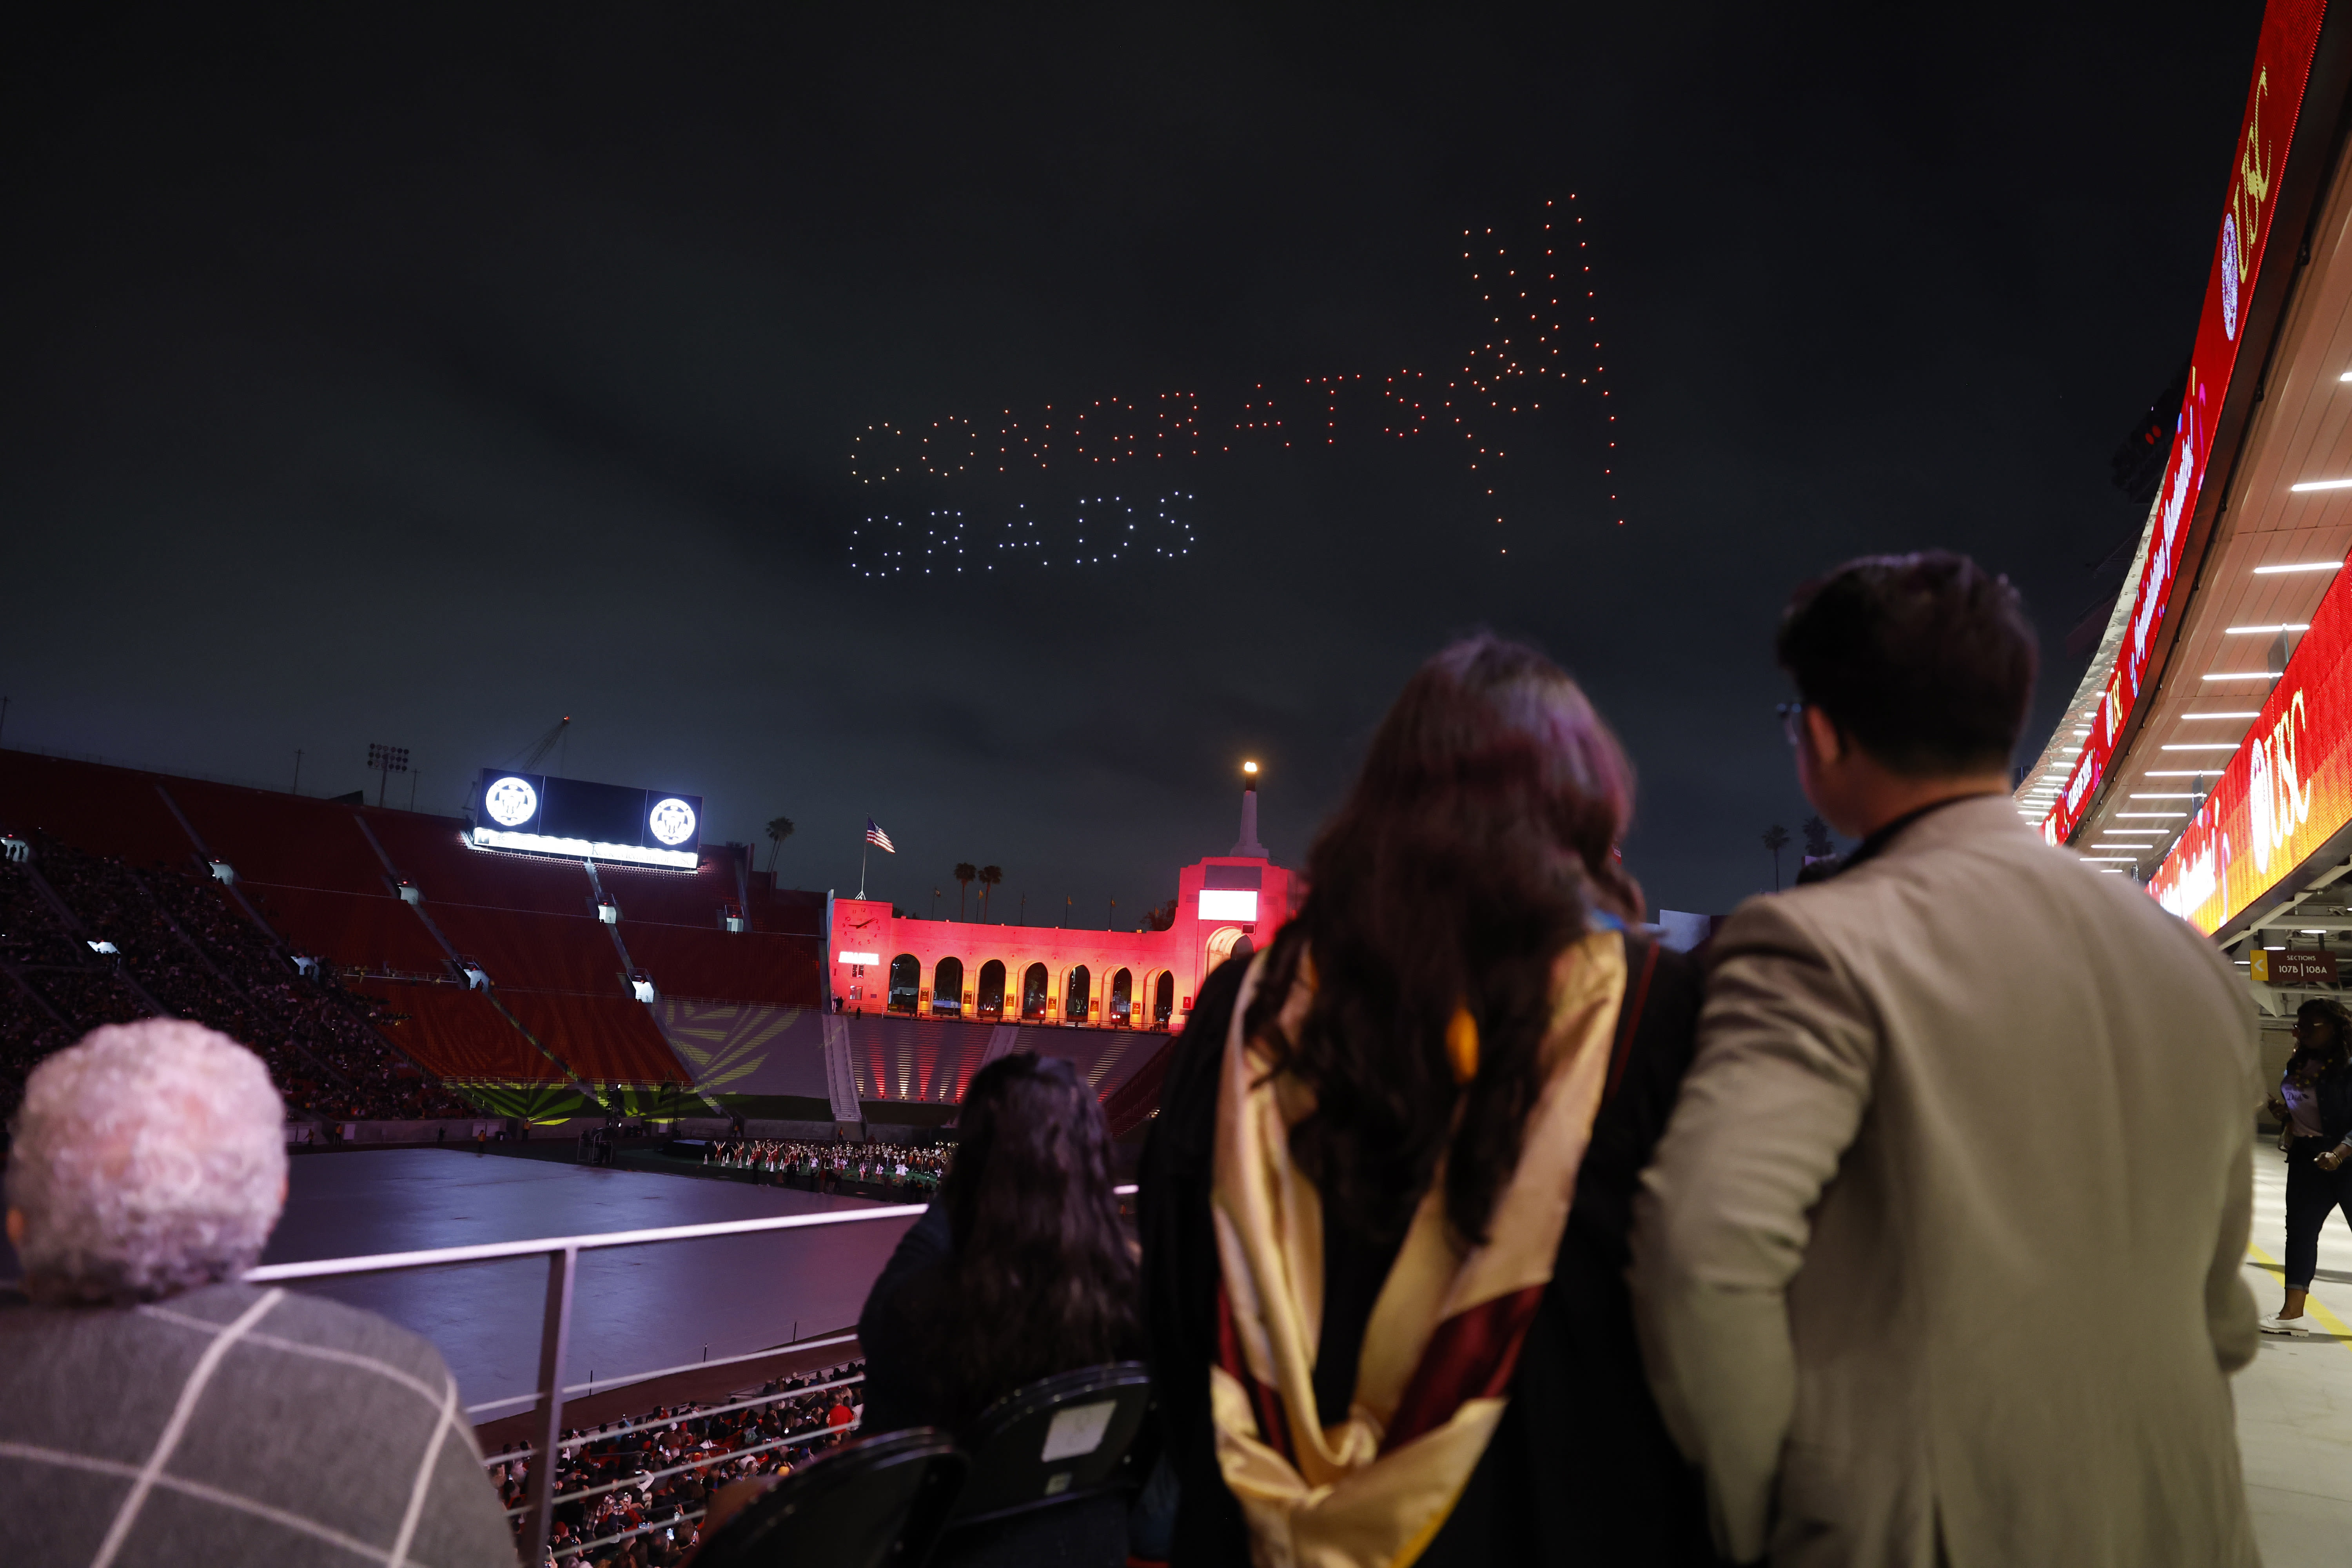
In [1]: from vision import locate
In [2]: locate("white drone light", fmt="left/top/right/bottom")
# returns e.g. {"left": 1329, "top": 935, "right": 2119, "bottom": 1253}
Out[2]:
{"left": 484, "top": 776, "right": 540, "bottom": 828}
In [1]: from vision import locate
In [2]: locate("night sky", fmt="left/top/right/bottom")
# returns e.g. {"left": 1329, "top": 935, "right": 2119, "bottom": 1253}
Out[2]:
{"left": 0, "top": 4, "right": 2262, "bottom": 921}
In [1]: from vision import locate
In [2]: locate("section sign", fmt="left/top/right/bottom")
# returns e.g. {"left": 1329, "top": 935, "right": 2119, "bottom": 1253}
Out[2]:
{"left": 2151, "top": 546, "right": 2352, "bottom": 933}
{"left": 2043, "top": 0, "right": 2328, "bottom": 845}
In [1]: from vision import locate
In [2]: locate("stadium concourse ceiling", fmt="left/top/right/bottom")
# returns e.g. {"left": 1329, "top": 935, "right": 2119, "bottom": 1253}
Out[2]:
{"left": 2018, "top": 1, "right": 2352, "bottom": 905}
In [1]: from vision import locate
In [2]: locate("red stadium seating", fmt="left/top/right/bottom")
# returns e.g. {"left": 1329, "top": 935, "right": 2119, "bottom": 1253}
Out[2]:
{"left": 499, "top": 990, "right": 695, "bottom": 1085}
{"left": 590, "top": 860, "right": 746, "bottom": 927}
{"left": 431, "top": 906, "right": 627, "bottom": 997}
{"left": 237, "top": 884, "right": 450, "bottom": 974}
{"left": 0, "top": 751, "right": 201, "bottom": 866}
{"left": 370, "top": 981, "right": 559, "bottom": 1082}
{"left": 167, "top": 779, "right": 390, "bottom": 896}
{"left": 619, "top": 924, "right": 821, "bottom": 1007}
{"left": 367, "top": 813, "right": 597, "bottom": 915}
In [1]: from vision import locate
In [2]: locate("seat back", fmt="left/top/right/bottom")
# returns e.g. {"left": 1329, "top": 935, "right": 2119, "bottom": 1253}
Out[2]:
{"left": 691, "top": 1428, "right": 966, "bottom": 1568}
{"left": 944, "top": 1363, "right": 1153, "bottom": 1526}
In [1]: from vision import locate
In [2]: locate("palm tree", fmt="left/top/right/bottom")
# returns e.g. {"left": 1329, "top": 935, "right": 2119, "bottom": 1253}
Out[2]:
{"left": 953, "top": 862, "right": 977, "bottom": 920}
{"left": 764, "top": 815, "right": 796, "bottom": 874}
{"left": 978, "top": 865, "right": 1003, "bottom": 920}
{"left": 1762, "top": 824, "right": 1791, "bottom": 891}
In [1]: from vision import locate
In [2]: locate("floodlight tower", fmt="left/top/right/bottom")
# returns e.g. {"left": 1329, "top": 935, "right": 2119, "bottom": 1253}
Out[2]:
{"left": 367, "top": 742, "right": 410, "bottom": 809}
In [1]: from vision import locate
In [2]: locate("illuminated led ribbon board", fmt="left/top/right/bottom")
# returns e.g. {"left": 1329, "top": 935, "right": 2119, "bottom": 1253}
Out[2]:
{"left": 2043, "top": 0, "right": 2330, "bottom": 846}
{"left": 472, "top": 767, "right": 704, "bottom": 871}
{"left": 2151, "top": 546, "right": 2352, "bottom": 934}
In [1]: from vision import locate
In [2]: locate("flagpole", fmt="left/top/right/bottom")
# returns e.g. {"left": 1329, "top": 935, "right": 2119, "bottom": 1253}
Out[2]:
{"left": 859, "top": 830, "right": 868, "bottom": 900}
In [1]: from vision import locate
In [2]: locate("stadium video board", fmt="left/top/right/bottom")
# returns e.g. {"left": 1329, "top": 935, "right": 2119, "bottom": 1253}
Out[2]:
{"left": 2151, "top": 549, "right": 2352, "bottom": 935}
{"left": 472, "top": 768, "right": 704, "bottom": 869}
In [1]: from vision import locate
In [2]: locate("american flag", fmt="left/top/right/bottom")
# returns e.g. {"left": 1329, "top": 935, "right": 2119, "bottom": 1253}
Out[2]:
{"left": 865, "top": 818, "right": 896, "bottom": 853}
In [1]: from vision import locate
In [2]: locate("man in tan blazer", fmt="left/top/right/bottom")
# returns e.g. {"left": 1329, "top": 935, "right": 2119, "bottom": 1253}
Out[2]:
{"left": 1630, "top": 552, "right": 2259, "bottom": 1567}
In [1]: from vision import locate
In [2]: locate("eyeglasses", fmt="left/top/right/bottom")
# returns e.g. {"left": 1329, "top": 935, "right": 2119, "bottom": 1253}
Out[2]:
{"left": 1777, "top": 701, "right": 1806, "bottom": 748}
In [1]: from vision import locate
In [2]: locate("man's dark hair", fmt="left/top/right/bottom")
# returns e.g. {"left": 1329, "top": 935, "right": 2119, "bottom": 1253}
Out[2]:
{"left": 1777, "top": 551, "right": 2037, "bottom": 777}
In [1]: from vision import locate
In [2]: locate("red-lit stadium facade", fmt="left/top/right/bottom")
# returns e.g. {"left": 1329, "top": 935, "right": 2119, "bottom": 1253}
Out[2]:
{"left": 0, "top": 748, "right": 1195, "bottom": 1126}
{"left": 2015, "top": 0, "right": 2352, "bottom": 1042}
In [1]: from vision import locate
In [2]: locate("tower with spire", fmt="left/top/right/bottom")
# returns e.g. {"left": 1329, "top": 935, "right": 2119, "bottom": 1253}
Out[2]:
{"left": 1230, "top": 760, "right": 1267, "bottom": 858}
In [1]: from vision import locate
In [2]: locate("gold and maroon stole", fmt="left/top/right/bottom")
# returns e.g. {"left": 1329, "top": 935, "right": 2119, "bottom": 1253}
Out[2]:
{"left": 1208, "top": 931, "right": 1630, "bottom": 1568}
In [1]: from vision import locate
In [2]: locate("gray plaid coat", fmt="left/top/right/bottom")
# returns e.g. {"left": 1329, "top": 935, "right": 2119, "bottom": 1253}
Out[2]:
{"left": 0, "top": 1281, "right": 515, "bottom": 1566}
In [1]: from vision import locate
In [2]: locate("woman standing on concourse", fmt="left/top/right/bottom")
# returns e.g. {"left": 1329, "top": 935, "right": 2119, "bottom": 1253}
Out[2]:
{"left": 2261, "top": 997, "right": 2352, "bottom": 1335}
{"left": 1139, "top": 635, "right": 1715, "bottom": 1565}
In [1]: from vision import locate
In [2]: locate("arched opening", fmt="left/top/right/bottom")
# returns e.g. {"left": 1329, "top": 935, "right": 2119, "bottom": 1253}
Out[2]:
{"left": 1063, "top": 965, "right": 1092, "bottom": 1023}
{"left": 1109, "top": 967, "right": 1134, "bottom": 1025}
{"left": 1204, "top": 926, "right": 1254, "bottom": 976}
{"left": 1154, "top": 971, "right": 1176, "bottom": 1026}
{"left": 931, "top": 956, "right": 964, "bottom": 1016}
{"left": 887, "top": 954, "right": 921, "bottom": 1014}
{"left": 1021, "top": 962, "right": 1050, "bottom": 1020}
{"left": 976, "top": 960, "right": 1006, "bottom": 1018}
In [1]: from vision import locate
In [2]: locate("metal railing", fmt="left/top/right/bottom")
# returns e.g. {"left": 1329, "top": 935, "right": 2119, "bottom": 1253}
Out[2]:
{"left": 245, "top": 1203, "right": 928, "bottom": 1564}
{"left": 240, "top": 1183, "right": 1139, "bottom": 1564}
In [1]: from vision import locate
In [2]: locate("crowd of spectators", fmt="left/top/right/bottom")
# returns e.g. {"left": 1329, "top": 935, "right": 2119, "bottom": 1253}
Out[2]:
{"left": 0, "top": 835, "right": 472, "bottom": 1121}
{"left": 702, "top": 1138, "right": 946, "bottom": 1194}
{"left": 486, "top": 1365, "right": 866, "bottom": 1566}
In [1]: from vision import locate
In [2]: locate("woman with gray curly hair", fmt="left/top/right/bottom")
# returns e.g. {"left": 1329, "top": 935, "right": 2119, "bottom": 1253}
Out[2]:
{"left": 1, "top": 1020, "right": 513, "bottom": 1565}
{"left": 7, "top": 1018, "right": 287, "bottom": 1303}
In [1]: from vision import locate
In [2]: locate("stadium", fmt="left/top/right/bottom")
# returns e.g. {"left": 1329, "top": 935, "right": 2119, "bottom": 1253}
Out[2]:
{"left": 15, "top": 2, "right": 2352, "bottom": 1564}
{"left": 0, "top": 746, "right": 1250, "bottom": 1141}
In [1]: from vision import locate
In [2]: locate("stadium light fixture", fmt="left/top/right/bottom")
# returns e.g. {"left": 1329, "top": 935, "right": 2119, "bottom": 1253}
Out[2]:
{"left": 2200, "top": 672, "right": 2279, "bottom": 680}
{"left": 2289, "top": 477, "right": 2352, "bottom": 491}
{"left": 2161, "top": 744, "right": 2240, "bottom": 751}
{"left": 470, "top": 826, "right": 697, "bottom": 870}
{"left": 2225, "top": 624, "right": 2310, "bottom": 634}
{"left": 2181, "top": 711, "right": 2259, "bottom": 720}
{"left": 2253, "top": 562, "right": 2342, "bottom": 573}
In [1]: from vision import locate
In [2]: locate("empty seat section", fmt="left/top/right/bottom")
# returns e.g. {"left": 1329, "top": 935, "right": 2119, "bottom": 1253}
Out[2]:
{"left": 1009, "top": 1024, "right": 1157, "bottom": 1102}
{"left": 499, "top": 991, "right": 693, "bottom": 1085}
{"left": 844, "top": 1016, "right": 1000, "bottom": 1103}
{"left": 0, "top": 751, "right": 196, "bottom": 865}
{"left": 165, "top": 780, "right": 387, "bottom": 895}
{"left": 372, "top": 982, "right": 554, "bottom": 1081}
{"left": 595, "top": 862, "right": 741, "bottom": 927}
{"left": 431, "top": 906, "right": 620, "bottom": 996}
{"left": 367, "top": 813, "right": 591, "bottom": 914}
{"left": 241, "top": 884, "right": 450, "bottom": 974}
{"left": 622, "top": 925, "right": 822, "bottom": 1007}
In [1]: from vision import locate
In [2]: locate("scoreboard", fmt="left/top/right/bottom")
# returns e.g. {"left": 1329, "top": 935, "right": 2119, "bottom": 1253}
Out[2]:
{"left": 472, "top": 768, "right": 704, "bottom": 869}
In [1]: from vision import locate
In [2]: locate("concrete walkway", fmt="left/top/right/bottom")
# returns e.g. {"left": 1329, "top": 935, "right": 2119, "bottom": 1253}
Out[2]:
{"left": 2239, "top": 1143, "right": 2352, "bottom": 1566}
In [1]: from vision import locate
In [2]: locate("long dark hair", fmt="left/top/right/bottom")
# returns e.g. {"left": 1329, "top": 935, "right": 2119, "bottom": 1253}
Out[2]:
{"left": 1246, "top": 635, "right": 1639, "bottom": 1249}
{"left": 2291, "top": 998, "right": 2352, "bottom": 1074}
{"left": 906, "top": 1054, "right": 1139, "bottom": 1430}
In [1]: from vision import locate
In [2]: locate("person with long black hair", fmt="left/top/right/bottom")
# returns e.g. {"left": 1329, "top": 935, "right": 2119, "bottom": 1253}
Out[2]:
{"left": 2263, "top": 997, "right": 2352, "bottom": 1334}
{"left": 856, "top": 1051, "right": 1143, "bottom": 1561}
{"left": 1138, "top": 634, "right": 1714, "bottom": 1565}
